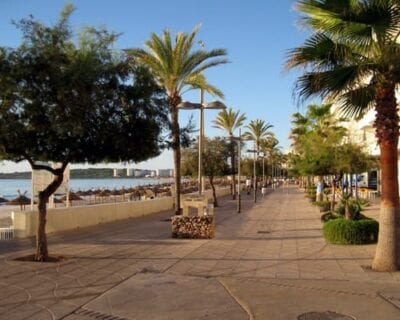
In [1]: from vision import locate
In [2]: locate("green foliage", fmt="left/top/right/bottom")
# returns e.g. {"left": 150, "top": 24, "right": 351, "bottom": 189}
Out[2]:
{"left": 0, "top": 5, "right": 170, "bottom": 260}
{"left": 321, "top": 211, "right": 340, "bottom": 223}
{"left": 314, "top": 200, "right": 331, "bottom": 211}
{"left": 288, "top": 103, "right": 374, "bottom": 178}
{"left": 126, "top": 26, "right": 228, "bottom": 100}
{"left": 336, "top": 196, "right": 366, "bottom": 219}
{"left": 288, "top": 104, "right": 345, "bottom": 177}
{"left": 213, "top": 108, "right": 246, "bottom": 136}
{"left": 0, "top": 10, "right": 168, "bottom": 167}
{"left": 244, "top": 119, "right": 273, "bottom": 150}
{"left": 323, "top": 217, "right": 379, "bottom": 244}
{"left": 181, "top": 137, "right": 230, "bottom": 178}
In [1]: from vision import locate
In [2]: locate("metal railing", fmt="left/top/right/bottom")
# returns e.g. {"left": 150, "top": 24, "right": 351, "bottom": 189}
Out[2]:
{"left": 0, "top": 227, "right": 14, "bottom": 240}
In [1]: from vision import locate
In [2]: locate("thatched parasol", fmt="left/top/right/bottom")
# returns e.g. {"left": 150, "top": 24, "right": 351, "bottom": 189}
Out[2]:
{"left": 61, "top": 192, "right": 83, "bottom": 201}
{"left": 0, "top": 197, "right": 8, "bottom": 204}
{"left": 8, "top": 195, "right": 31, "bottom": 205}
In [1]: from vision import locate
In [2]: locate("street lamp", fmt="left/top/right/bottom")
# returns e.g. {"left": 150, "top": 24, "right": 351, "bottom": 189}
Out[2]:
{"left": 259, "top": 151, "right": 265, "bottom": 187}
{"left": 178, "top": 95, "right": 227, "bottom": 196}
{"left": 247, "top": 146, "right": 258, "bottom": 203}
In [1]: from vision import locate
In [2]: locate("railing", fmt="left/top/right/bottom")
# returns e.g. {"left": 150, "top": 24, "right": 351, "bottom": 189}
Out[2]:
{"left": 0, "top": 227, "right": 14, "bottom": 240}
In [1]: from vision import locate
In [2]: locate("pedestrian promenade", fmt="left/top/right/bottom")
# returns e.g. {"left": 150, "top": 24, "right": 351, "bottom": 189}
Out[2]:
{"left": 0, "top": 186, "right": 399, "bottom": 319}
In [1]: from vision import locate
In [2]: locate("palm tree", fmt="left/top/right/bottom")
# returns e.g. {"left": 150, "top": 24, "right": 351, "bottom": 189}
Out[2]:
{"left": 213, "top": 108, "right": 246, "bottom": 199}
{"left": 127, "top": 27, "right": 228, "bottom": 214}
{"left": 286, "top": 0, "right": 400, "bottom": 271}
{"left": 244, "top": 119, "right": 274, "bottom": 191}
{"left": 260, "top": 134, "right": 280, "bottom": 186}
{"left": 244, "top": 119, "right": 273, "bottom": 151}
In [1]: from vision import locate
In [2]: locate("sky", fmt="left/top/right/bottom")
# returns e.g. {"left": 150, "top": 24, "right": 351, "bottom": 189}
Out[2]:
{"left": 0, "top": 0, "right": 314, "bottom": 173}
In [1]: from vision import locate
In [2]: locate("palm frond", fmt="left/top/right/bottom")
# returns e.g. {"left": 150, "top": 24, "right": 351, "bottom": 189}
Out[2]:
{"left": 338, "top": 83, "right": 375, "bottom": 119}
{"left": 212, "top": 108, "right": 246, "bottom": 134}
{"left": 294, "top": 63, "right": 373, "bottom": 101}
{"left": 286, "top": 32, "right": 360, "bottom": 71}
{"left": 125, "top": 26, "right": 227, "bottom": 100}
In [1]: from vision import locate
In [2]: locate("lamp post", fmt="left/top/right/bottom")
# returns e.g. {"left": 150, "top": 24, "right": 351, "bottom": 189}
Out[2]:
{"left": 247, "top": 147, "right": 258, "bottom": 203}
{"left": 259, "top": 151, "right": 265, "bottom": 187}
{"left": 237, "top": 129, "right": 241, "bottom": 213}
{"left": 178, "top": 97, "right": 227, "bottom": 196}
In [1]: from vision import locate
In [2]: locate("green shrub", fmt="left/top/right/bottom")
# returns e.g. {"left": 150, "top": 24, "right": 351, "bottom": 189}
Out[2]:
{"left": 320, "top": 211, "right": 339, "bottom": 223}
{"left": 314, "top": 200, "right": 331, "bottom": 212}
{"left": 335, "top": 197, "right": 366, "bottom": 219}
{"left": 323, "top": 217, "right": 379, "bottom": 244}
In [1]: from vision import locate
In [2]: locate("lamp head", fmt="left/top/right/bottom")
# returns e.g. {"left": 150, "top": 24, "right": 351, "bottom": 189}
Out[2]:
{"left": 177, "top": 101, "right": 202, "bottom": 110}
{"left": 204, "top": 101, "right": 227, "bottom": 110}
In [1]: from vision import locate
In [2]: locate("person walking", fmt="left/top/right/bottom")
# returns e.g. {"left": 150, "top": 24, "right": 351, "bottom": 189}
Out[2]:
{"left": 246, "top": 177, "right": 251, "bottom": 195}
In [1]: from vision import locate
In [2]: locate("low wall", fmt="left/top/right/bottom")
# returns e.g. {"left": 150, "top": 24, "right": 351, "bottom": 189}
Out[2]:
{"left": 12, "top": 187, "right": 231, "bottom": 239}
{"left": 13, "top": 197, "right": 173, "bottom": 239}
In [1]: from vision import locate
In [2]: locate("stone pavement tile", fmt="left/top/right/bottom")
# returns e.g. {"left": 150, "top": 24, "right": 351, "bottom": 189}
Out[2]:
{"left": 207, "top": 260, "right": 238, "bottom": 277}
{"left": 254, "top": 261, "right": 279, "bottom": 278}
{"left": 80, "top": 273, "right": 248, "bottom": 320}
{"left": 221, "top": 277, "right": 400, "bottom": 320}
{"left": 183, "top": 259, "right": 220, "bottom": 277}
{"left": 0, "top": 302, "right": 49, "bottom": 320}
{"left": 230, "top": 261, "right": 259, "bottom": 278}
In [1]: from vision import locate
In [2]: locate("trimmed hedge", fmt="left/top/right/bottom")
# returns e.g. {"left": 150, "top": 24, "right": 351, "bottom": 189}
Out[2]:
{"left": 323, "top": 217, "right": 379, "bottom": 244}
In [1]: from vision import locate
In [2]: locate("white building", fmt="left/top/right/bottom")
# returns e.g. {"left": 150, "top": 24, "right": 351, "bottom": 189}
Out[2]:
{"left": 113, "top": 168, "right": 124, "bottom": 177}
{"left": 156, "top": 169, "right": 173, "bottom": 178}
{"left": 126, "top": 168, "right": 134, "bottom": 177}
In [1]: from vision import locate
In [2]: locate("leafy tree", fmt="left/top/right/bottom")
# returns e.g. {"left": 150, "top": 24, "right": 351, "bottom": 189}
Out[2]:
{"left": 213, "top": 108, "right": 246, "bottom": 199}
{"left": 287, "top": 0, "right": 400, "bottom": 270}
{"left": 289, "top": 104, "right": 346, "bottom": 204}
{"left": 0, "top": 6, "right": 168, "bottom": 261}
{"left": 126, "top": 27, "right": 228, "bottom": 214}
{"left": 181, "top": 137, "right": 230, "bottom": 206}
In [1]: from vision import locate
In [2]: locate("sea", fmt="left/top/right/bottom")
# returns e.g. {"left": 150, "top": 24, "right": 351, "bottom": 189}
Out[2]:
{"left": 0, "top": 178, "right": 173, "bottom": 200}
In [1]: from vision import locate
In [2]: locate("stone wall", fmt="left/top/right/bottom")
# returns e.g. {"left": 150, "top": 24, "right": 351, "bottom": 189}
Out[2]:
{"left": 171, "top": 216, "right": 214, "bottom": 239}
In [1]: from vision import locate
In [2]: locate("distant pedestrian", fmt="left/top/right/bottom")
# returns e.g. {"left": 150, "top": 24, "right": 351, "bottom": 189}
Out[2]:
{"left": 17, "top": 189, "right": 27, "bottom": 211}
{"left": 246, "top": 178, "right": 251, "bottom": 195}
{"left": 261, "top": 186, "right": 267, "bottom": 198}
{"left": 316, "top": 180, "right": 324, "bottom": 202}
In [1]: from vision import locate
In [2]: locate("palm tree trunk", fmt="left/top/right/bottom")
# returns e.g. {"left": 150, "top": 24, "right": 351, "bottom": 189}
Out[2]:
{"left": 230, "top": 135, "right": 236, "bottom": 200}
{"left": 171, "top": 106, "right": 182, "bottom": 215}
{"left": 372, "top": 83, "right": 400, "bottom": 271}
{"left": 36, "top": 172, "right": 64, "bottom": 261}
{"left": 209, "top": 176, "right": 218, "bottom": 207}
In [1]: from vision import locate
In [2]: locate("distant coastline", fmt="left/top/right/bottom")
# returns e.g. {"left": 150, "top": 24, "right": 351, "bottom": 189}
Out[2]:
{"left": 0, "top": 168, "right": 162, "bottom": 179}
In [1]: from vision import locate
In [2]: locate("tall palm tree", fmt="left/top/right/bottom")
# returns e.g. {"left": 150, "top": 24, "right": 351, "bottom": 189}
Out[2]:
{"left": 244, "top": 119, "right": 274, "bottom": 191}
{"left": 286, "top": 0, "right": 400, "bottom": 271}
{"left": 213, "top": 108, "right": 246, "bottom": 199}
{"left": 260, "top": 134, "right": 280, "bottom": 185}
{"left": 127, "top": 27, "right": 228, "bottom": 214}
{"left": 244, "top": 119, "right": 273, "bottom": 151}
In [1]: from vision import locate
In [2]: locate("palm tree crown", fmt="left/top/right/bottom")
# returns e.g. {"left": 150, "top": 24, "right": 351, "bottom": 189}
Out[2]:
{"left": 244, "top": 119, "right": 273, "bottom": 150}
{"left": 213, "top": 108, "right": 246, "bottom": 136}
{"left": 126, "top": 26, "right": 228, "bottom": 103}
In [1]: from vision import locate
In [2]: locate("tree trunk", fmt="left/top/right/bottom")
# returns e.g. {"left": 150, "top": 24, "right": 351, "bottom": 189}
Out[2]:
{"left": 171, "top": 106, "right": 182, "bottom": 215}
{"left": 35, "top": 170, "right": 65, "bottom": 261}
{"left": 372, "top": 82, "right": 400, "bottom": 271}
{"left": 344, "top": 201, "right": 351, "bottom": 220}
{"left": 331, "top": 178, "right": 336, "bottom": 211}
{"left": 209, "top": 176, "right": 218, "bottom": 207}
{"left": 230, "top": 135, "right": 236, "bottom": 200}
{"left": 36, "top": 193, "right": 49, "bottom": 261}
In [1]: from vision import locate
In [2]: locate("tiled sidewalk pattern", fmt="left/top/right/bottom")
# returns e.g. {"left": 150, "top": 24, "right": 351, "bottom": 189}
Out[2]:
{"left": 0, "top": 186, "right": 399, "bottom": 319}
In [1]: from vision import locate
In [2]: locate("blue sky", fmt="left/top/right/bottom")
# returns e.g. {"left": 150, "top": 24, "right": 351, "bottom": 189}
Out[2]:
{"left": 0, "top": 0, "right": 315, "bottom": 172}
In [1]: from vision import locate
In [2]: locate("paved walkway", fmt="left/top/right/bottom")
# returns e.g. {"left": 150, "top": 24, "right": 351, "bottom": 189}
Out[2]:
{"left": 0, "top": 186, "right": 399, "bottom": 319}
